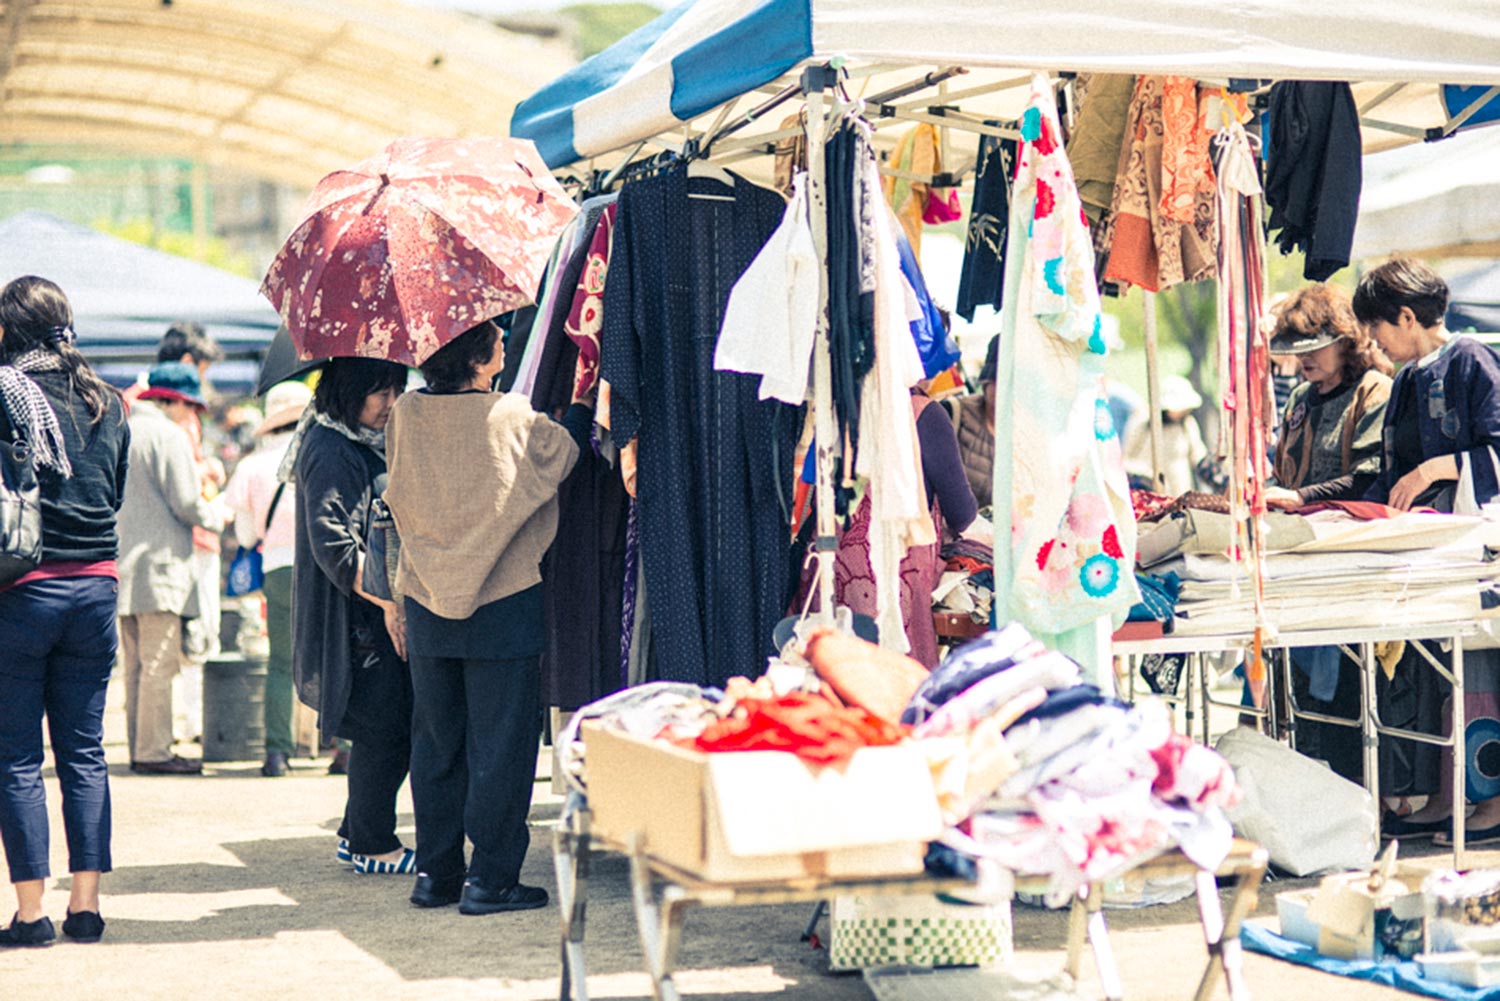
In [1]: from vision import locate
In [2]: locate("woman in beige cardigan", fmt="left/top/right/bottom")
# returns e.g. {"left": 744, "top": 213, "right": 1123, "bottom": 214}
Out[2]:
{"left": 384, "top": 319, "right": 593, "bottom": 915}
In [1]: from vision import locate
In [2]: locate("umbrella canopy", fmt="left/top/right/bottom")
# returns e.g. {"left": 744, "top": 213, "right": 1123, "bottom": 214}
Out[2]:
{"left": 255, "top": 324, "right": 326, "bottom": 396}
{"left": 261, "top": 136, "right": 578, "bottom": 367}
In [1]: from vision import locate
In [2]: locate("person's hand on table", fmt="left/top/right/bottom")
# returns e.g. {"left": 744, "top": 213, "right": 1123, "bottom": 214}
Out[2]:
{"left": 1263, "top": 486, "right": 1304, "bottom": 511}
{"left": 1389, "top": 455, "right": 1459, "bottom": 511}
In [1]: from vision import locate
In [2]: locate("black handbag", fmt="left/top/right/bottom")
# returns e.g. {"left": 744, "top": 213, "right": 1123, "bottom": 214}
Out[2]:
{"left": 0, "top": 424, "right": 44, "bottom": 587}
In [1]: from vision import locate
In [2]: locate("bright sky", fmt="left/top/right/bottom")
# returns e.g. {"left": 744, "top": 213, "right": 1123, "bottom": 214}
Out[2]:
{"left": 404, "top": 0, "right": 669, "bottom": 12}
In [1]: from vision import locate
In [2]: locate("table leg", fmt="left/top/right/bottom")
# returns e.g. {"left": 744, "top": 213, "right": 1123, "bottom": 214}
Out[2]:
{"left": 1084, "top": 883, "right": 1124, "bottom": 1001}
{"left": 554, "top": 812, "right": 592, "bottom": 1001}
{"left": 1200, "top": 652, "right": 1213, "bottom": 746}
{"left": 628, "top": 838, "right": 684, "bottom": 1001}
{"left": 1192, "top": 858, "right": 1262, "bottom": 1001}
{"left": 1065, "top": 888, "right": 1087, "bottom": 980}
{"left": 1453, "top": 636, "right": 1467, "bottom": 869}
{"left": 1361, "top": 641, "right": 1381, "bottom": 818}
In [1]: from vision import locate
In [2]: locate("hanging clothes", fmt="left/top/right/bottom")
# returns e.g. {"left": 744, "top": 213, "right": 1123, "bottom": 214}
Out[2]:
{"left": 882, "top": 123, "right": 951, "bottom": 258}
{"left": 955, "top": 134, "right": 1015, "bottom": 322}
{"left": 1066, "top": 73, "right": 1136, "bottom": 233}
{"left": 532, "top": 195, "right": 618, "bottom": 414}
{"left": 1099, "top": 76, "right": 1218, "bottom": 293}
{"left": 601, "top": 164, "right": 798, "bottom": 688}
{"left": 530, "top": 195, "right": 630, "bottom": 711}
{"left": 1264, "top": 81, "right": 1363, "bottom": 282}
{"left": 716, "top": 172, "right": 819, "bottom": 404}
{"left": 992, "top": 75, "right": 1141, "bottom": 679}
{"left": 826, "top": 121, "right": 878, "bottom": 481}
{"left": 896, "top": 231, "right": 961, "bottom": 378}
{"left": 564, "top": 202, "right": 618, "bottom": 400}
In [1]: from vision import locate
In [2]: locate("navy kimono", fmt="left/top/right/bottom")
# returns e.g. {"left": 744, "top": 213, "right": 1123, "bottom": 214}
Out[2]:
{"left": 1366, "top": 335, "right": 1500, "bottom": 510}
{"left": 601, "top": 166, "right": 798, "bottom": 687}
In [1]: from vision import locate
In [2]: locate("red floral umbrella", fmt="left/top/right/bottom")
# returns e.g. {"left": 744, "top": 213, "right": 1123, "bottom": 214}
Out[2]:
{"left": 261, "top": 136, "right": 577, "bottom": 367}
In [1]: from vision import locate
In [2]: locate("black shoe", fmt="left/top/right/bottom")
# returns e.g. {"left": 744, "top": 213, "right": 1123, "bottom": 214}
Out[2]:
{"left": 327, "top": 749, "right": 350, "bottom": 776}
{"left": 61, "top": 910, "right": 105, "bottom": 943}
{"left": 1382, "top": 814, "right": 1451, "bottom": 841}
{"left": 459, "top": 881, "right": 548, "bottom": 915}
{"left": 410, "top": 873, "right": 464, "bottom": 908}
{"left": 260, "top": 751, "right": 288, "bottom": 777}
{"left": 0, "top": 914, "right": 55, "bottom": 947}
{"left": 132, "top": 755, "right": 203, "bottom": 775}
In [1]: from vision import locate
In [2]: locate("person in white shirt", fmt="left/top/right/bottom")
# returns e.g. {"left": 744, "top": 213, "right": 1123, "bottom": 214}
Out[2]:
{"left": 223, "top": 380, "right": 311, "bottom": 777}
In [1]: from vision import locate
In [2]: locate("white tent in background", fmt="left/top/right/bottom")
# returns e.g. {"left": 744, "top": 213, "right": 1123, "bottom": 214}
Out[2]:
{"left": 1353, "top": 128, "right": 1500, "bottom": 260}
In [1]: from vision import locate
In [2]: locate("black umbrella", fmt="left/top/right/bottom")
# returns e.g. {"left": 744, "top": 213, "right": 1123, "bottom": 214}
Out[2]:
{"left": 256, "top": 323, "right": 326, "bottom": 396}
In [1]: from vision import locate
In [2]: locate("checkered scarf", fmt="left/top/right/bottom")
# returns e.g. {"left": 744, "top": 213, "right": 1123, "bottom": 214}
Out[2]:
{"left": 0, "top": 348, "right": 72, "bottom": 478}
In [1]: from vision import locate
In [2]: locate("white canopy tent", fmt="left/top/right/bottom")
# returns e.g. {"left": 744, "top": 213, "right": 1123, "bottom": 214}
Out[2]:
{"left": 512, "top": 0, "right": 1500, "bottom": 172}
{"left": 1353, "top": 128, "right": 1500, "bottom": 259}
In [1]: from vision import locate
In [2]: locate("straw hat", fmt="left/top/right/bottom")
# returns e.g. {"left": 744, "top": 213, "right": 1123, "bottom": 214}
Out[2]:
{"left": 255, "top": 381, "right": 312, "bottom": 437}
{"left": 1159, "top": 375, "right": 1203, "bottom": 413}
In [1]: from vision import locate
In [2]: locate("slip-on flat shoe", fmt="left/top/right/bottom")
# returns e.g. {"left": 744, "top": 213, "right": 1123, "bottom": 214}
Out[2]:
{"left": 336, "top": 838, "right": 352, "bottom": 864}
{"left": 351, "top": 847, "right": 418, "bottom": 875}
{"left": 459, "top": 882, "right": 548, "bottom": 915}
{"left": 327, "top": 749, "right": 350, "bottom": 775}
{"left": 62, "top": 910, "right": 105, "bottom": 943}
{"left": 132, "top": 755, "right": 203, "bottom": 775}
{"left": 0, "top": 914, "right": 55, "bottom": 947}
{"left": 410, "top": 873, "right": 464, "bottom": 908}
{"left": 1382, "top": 815, "right": 1452, "bottom": 841}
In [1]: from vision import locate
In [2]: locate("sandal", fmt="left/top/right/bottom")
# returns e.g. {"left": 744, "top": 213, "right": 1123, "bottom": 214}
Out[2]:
{"left": 351, "top": 848, "right": 417, "bottom": 875}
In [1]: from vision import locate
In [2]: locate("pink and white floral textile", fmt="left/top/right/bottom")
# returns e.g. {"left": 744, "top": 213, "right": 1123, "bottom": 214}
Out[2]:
{"left": 991, "top": 75, "right": 1139, "bottom": 665}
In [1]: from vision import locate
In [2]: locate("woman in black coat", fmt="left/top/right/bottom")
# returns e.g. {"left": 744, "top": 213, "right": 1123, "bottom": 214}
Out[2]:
{"left": 288, "top": 358, "right": 415, "bottom": 874}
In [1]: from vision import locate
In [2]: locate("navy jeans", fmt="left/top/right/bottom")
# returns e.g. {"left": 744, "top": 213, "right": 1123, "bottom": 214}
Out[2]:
{"left": 0, "top": 576, "right": 117, "bottom": 882}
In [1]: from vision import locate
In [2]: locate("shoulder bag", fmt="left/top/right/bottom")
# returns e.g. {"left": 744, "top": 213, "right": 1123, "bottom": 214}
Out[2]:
{"left": 226, "top": 482, "right": 286, "bottom": 597}
{"left": 0, "top": 420, "right": 43, "bottom": 588}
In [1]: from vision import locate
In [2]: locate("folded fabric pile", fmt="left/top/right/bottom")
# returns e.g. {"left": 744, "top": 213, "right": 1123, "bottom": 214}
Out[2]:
{"left": 905, "top": 627, "right": 1240, "bottom": 905}
{"left": 935, "top": 539, "right": 995, "bottom": 624}
{"left": 565, "top": 621, "right": 1241, "bottom": 906}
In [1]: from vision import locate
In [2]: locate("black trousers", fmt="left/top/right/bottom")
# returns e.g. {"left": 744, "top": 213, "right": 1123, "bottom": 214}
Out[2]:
{"left": 408, "top": 654, "right": 540, "bottom": 888}
{"left": 335, "top": 636, "right": 413, "bottom": 857}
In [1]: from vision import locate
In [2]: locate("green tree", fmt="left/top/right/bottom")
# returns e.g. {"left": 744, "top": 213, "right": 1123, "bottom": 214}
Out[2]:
{"left": 90, "top": 217, "right": 258, "bottom": 280}
{"left": 563, "top": 3, "right": 659, "bottom": 59}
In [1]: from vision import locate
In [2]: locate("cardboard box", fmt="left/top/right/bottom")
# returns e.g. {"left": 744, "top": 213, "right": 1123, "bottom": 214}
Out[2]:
{"left": 1276, "top": 863, "right": 1427, "bottom": 961}
{"left": 582, "top": 723, "right": 942, "bottom": 883}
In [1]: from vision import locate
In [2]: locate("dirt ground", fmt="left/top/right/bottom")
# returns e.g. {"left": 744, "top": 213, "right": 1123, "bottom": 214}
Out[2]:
{"left": 0, "top": 674, "right": 1468, "bottom": 1001}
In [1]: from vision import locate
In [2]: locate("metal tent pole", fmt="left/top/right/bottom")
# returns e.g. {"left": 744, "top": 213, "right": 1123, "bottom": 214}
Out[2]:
{"left": 804, "top": 70, "right": 838, "bottom": 623}
{"left": 1143, "top": 290, "right": 1166, "bottom": 492}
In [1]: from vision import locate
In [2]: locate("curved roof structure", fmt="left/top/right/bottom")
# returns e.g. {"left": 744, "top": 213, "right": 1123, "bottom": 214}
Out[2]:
{"left": 0, "top": 0, "right": 576, "bottom": 188}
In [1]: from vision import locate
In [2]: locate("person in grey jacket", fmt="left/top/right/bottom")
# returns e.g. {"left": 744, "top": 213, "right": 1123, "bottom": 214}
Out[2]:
{"left": 116, "top": 362, "right": 226, "bottom": 775}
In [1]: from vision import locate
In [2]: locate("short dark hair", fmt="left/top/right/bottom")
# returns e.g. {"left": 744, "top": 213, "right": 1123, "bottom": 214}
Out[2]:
{"left": 157, "top": 322, "right": 223, "bottom": 365}
{"left": 1352, "top": 257, "right": 1449, "bottom": 328}
{"left": 418, "top": 320, "right": 499, "bottom": 393}
{"left": 313, "top": 358, "right": 407, "bottom": 428}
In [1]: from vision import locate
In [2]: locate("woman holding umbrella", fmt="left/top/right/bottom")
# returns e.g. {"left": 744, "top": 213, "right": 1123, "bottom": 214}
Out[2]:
{"left": 287, "top": 358, "right": 415, "bottom": 874}
{"left": 259, "top": 135, "right": 580, "bottom": 889}
{"left": 384, "top": 319, "right": 592, "bottom": 913}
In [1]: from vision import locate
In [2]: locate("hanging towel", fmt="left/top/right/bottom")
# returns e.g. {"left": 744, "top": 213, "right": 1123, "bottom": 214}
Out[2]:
{"left": 882, "top": 123, "right": 943, "bottom": 258}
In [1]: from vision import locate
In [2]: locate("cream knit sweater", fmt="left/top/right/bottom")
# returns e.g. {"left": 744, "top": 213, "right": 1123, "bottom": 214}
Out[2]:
{"left": 384, "top": 390, "right": 580, "bottom": 620}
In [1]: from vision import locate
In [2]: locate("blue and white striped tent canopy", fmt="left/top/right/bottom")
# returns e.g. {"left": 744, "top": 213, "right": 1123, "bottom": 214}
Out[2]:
{"left": 512, "top": 0, "right": 1500, "bottom": 169}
